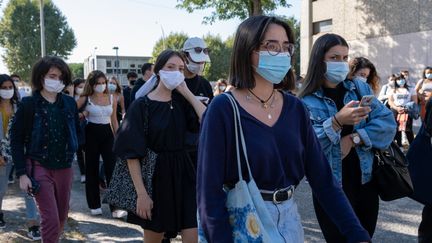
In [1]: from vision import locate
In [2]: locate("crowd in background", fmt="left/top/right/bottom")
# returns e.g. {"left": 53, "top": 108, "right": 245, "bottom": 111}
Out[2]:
{"left": 0, "top": 15, "right": 430, "bottom": 243}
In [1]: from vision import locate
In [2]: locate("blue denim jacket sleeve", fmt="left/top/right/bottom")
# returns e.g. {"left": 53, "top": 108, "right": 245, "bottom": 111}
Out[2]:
{"left": 354, "top": 82, "right": 397, "bottom": 151}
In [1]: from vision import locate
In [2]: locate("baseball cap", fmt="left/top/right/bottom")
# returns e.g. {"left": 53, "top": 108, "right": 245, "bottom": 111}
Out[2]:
{"left": 182, "top": 37, "right": 211, "bottom": 63}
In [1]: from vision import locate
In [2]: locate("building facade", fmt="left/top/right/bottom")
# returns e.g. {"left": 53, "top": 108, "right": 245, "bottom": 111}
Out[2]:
{"left": 301, "top": 0, "right": 432, "bottom": 83}
{"left": 84, "top": 55, "right": 151, "bottom": 86}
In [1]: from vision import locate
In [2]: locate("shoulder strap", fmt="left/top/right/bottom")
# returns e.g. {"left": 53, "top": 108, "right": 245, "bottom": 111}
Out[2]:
{"left": 21, "top": 97, "right": 35, "bottom": 144}
{"left": 143, "top": 96, "right": 150, "bottom": 137}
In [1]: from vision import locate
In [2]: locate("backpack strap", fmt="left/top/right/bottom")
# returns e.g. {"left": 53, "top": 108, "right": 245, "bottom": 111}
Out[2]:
{"left": 21, "top": 97, "right": 35, "bottom": 144}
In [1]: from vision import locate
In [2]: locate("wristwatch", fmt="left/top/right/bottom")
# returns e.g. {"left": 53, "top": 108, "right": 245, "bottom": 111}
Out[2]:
{"left": 351, "top": 133, "right": 361, "bottom": 146}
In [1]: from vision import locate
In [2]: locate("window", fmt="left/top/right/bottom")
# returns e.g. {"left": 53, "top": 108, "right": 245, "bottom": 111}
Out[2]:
{"left": 106, "top": 60, "right": 112, "bottom": 67}
{"left": 130, "top": 64, "right": 136, "bottom": 68}
{"left": 313, "top": 19, "right": 332, "bottom": 35}
{"left": 122, "top": 69, "right": 129, "bottom": 74}
{"left": 137, "top": 69, "right": 142, "bottom": 74}
{"left": 106, "top": 69, "right": 113, "bottom": 74}
{"left": 138, "top": 64, "right": 143, "bottom": 68}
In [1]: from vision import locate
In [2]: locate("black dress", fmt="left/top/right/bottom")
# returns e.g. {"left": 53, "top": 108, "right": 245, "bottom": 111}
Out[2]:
{"left": 114, "top": 93, "right": 199, "bottom": 233}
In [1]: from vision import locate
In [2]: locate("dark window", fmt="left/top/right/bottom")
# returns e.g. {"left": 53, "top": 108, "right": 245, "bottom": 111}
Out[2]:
{"left": 130, "top": 64, "right": 136, "bottom": 68}
{"left": 106, "top": 69, "right": 113, "bottom": 74}
{"left": 138, "top": 64, "right": 143, "bottom": 68}
{"left": 106, "top": 60, "right": 112, "bottom": 67}
{"left": 313, "top": 19, "right": 332, "bottom": 35}
{"left": 137, "top": 69, "right": 142, "bottom": 74}
{"left": 114, "top": 60, "right": 119, "bottom": 68}
{"left": 122, "top": 69, "right": 128, "bottom": 74}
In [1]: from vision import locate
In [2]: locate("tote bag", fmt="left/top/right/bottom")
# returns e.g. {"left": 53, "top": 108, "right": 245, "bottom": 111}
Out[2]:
{"left": 198, "top": 93, "right": 285, "bottom": 243}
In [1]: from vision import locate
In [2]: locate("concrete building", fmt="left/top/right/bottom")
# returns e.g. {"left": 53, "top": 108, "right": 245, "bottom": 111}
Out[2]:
{"left": 301, "top": 0, "right": 432, "bottom": 83}
{"left": 84, "top": 55, "right": 151, "bottom": 85}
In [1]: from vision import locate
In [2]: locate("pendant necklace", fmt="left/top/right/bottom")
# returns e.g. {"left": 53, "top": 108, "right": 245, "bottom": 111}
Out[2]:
{"left": 168, "top": 100, "right": 173, "bottom": 109}
{"left": 247, "top": 89, "right": 275, "bottom": 109}
{"left": 266, "top": 93, "right": 277, "bottom": 120}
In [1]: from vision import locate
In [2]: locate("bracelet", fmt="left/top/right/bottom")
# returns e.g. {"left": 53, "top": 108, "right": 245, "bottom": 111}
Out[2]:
{"left": 332, "top": 117, "right": 342, "bottom": 130}
{"left": 333, "top": 115, "right": 343, "bottom": 127}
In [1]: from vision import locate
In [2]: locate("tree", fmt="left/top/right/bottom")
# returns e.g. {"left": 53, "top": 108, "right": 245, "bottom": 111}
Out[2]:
{"left": 176, "top": 0, "right": 291, "bottom": 24}
{"left": 285, "top": 16, "right": 300, "bottom": 75}
{"left": 202, "top": 34, "right": 232, "bottom": 81}
{"left": 0, "top": 0, "right": 76, "bottom": 82}
{"left": 69, "top": 63, "right": 84, "bottom": 79}
{"left": 151, "top": 32, "right": 189, "bottom": 62}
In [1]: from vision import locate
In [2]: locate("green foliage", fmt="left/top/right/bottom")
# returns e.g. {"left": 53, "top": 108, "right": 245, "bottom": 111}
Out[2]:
{"left": 69, "top": 63, "right": 84, "bottom": 79}
{"left": 202, "top": 34, "right": 232, "bottom": 81}
{"left": 285, "top": 16, "right": 300, "bottom": 76}
{"left": 176, "top": 0, "right": 291, "bottom": 24}
{"left": 151, "top": 32, "right": 189, "bottom": 62}
{"left": 0, "top": 0, "right": 76, "bottom": 81}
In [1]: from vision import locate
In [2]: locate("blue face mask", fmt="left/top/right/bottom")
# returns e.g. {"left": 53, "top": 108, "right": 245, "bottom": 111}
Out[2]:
{"left": 397, "top": 79, "right": 406, "bottom": 87}
{"left": 255, "top": 51, "right": 291, "bottom": 84}
{"left": 426, "top": 73, "right": 432, "bottom": 79}
{"left": 325, "top": 61, "right": 349, "bottom": 84}
{"left": 108, "top": 83, "right": 117, "bottom": 92}
{"left": 353, "top": 76, "right": 367, "bottom": 83}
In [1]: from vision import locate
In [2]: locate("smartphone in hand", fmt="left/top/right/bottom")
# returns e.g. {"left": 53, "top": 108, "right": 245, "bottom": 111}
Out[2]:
{"left": 359, "top": 95, "right": 375, "bottom": 107}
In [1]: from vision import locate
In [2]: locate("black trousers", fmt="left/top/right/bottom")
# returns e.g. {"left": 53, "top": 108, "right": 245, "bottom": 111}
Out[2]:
{"left": 85, "top": 123, "right": 116, "bottom": 210}
{"left": 76, "top": 144, "right": 86, "bottom": 175}
{"left": 419, "top": 204, "right": 432, "bottom": 243}
{"left": 313, "top": 150, "right": 379, "bottom": 242}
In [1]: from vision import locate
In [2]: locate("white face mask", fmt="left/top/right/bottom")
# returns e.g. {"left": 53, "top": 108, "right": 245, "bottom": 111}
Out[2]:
{"left": 75, "top": 87, "right": 84, "bottom": 95}
{"left": 94, "top": 84, "right": 106, "bottom": 93}
{"left": 159, "top": 70, "right": 185, "bottom": 90}
{"left": 186, "top": 61, "right": 204, "bottom": 75}
{"left": 44, "top": 79, "right": 65, "bottom": 93}
{"left": 0, "top": 89, "right": 14, "bottom": 99}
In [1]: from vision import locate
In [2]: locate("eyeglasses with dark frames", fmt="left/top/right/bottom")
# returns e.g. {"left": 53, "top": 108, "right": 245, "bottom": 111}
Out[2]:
{"left": 260, "top": 41, "right": 295, "bottom": 56}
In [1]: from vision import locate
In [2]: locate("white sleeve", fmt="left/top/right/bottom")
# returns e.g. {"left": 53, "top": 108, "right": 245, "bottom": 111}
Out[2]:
{"left": 135, "top": 74, "right": 157, "bottom": 99}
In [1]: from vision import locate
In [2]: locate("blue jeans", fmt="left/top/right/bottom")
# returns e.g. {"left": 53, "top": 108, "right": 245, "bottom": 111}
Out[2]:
{"left": 0, "top": 163, "right": 12, "bottom": 211}
{"left": 23, "top": 192, "right": 39, "bottom": 221}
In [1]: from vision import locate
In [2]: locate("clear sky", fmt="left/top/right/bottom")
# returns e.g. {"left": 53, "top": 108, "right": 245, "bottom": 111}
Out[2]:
{"left": 0, "top": 0, "right": 301, "bottom": 74}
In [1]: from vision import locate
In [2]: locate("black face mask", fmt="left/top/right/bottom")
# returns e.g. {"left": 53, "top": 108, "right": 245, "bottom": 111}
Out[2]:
{"left": 129, "top": 80, "right": 136, "bottom": 86}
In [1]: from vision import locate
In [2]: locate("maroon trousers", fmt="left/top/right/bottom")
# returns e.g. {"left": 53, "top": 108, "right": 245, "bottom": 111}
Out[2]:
{"left": 27, "top": 161, "right": 73, "bottom": 243}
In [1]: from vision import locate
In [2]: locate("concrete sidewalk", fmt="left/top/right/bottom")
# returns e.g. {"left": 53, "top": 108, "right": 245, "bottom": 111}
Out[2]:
{"left": 0, "top": 162, "right": 423, "bottom": 242}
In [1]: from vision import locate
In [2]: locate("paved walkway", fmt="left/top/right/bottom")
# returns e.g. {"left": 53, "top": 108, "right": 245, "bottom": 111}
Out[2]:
{"left": 0, "top": 163, "right": 423, "bottom": 242}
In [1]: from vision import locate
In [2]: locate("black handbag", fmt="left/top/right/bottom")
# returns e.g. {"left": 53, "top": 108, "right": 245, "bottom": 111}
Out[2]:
{"left": 104, "top": 97, "right": 157, "bottom": 212}
{"left": 372, "top": 141, "right": 413, "bottom": 201}
{"left": 352, "top": 80, "right": 413, "bottom": 201}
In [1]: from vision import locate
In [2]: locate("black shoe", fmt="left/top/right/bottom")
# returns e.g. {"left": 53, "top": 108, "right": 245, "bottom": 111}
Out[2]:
{"left": 0, "top": 212, "right": 5, "bottom": 228}
{"left": 27, "top": 225, "right": 41, "bottom": 241}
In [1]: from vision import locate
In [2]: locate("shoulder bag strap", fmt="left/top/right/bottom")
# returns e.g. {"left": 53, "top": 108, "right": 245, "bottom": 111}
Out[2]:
{"left": 223, "top": 93, "right": 253, "bottom": 181}
{"left": 143, "top": 96, "right": 150, "bottom": 137}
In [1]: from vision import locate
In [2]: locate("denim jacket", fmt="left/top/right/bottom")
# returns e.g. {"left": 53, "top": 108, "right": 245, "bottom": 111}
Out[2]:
{"left": 301, "top": 80, "right": 396, "bottom": 184}
{"left": 10, "top": 92, "right": 80, "bottom": 177}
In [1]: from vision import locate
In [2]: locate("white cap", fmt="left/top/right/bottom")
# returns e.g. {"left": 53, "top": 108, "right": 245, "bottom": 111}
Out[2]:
{"left": 182, "top": 37, "right": 211, "bottom": 63}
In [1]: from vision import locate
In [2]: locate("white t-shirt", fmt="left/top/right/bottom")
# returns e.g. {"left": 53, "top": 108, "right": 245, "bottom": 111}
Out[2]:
{"left": 390, "top": 88, "right": 415, "bottom": 106}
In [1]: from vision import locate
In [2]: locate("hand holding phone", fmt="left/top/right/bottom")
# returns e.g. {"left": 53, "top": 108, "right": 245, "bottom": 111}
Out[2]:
{"left": 359, "top": 95, "right": 374, "bottom": 107}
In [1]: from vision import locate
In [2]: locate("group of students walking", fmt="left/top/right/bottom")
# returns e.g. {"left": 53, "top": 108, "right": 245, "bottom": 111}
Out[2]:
{"left": 0, "top": 15, "right": 430, "bottom": 243}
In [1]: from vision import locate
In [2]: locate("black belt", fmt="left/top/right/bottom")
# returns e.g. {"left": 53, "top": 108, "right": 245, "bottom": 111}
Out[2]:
{"left": 260, "top": 185, "right": 295, "bottom": 204}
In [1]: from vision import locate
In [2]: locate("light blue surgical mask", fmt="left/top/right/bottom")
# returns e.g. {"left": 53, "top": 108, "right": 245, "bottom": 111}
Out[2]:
{"left": 426, "top": 73, "right": 432, "bottom": 80}
{"left": 353, "top": 76, "right": 367, "bottom": 83}
{"left": 397, "top": 79, "right": 406, "bottom": 87}
{"left": 108, "top": 83, "right": 117, "bottom": 92}
{"left": 254, "top": 51, "right": 291, "bottom": 84}
{"left": 325, "top": 61, "right": 349, "bottom": 84}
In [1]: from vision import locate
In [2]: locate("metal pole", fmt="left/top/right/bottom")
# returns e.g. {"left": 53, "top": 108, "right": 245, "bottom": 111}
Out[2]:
{"left": 40, "top": 0, "right": 46, "bottom": 57}
{"left": 113, "top": 47, "right": 119, "bottom": 80}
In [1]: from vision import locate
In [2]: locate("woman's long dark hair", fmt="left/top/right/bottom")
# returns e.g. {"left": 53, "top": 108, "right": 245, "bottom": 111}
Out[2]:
{"left": 298, "top": 34, "right": 349, "bottom": 98}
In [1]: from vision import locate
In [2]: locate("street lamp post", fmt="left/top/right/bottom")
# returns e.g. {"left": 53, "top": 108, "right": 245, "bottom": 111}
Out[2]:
{"left": 113, "top": 46, "right": 119, "bottom": 79}
{"left": 92, "top": 47, "right": 98, "bottom": 71}
{"left": 39, "top": 0, "right": 46, "bottom": 57}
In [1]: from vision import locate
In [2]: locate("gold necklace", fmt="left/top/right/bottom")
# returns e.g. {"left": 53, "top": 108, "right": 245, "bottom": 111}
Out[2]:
{"left": 247, "top": 89, "right": 275, "bottom": 109}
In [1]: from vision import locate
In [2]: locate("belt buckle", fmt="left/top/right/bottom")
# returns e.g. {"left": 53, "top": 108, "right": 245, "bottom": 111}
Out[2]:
{"left": 272, "top": 186, "right": 294, "bottom": 204}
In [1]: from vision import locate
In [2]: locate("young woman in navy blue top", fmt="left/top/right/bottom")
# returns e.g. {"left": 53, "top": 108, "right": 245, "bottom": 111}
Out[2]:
{"left": 197, "top": 16, "right": 370, "bottom": 243}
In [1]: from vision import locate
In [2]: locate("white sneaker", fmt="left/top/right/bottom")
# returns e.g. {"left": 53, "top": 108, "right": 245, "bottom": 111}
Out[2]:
{"left": 112, "top": 210, "right": 128, "bottom": 219}
{"left": 90, "top": 208, "right": 102, "bottom": 215}
{"left": 80, "top": 175, "right": 86, "bottom": 183}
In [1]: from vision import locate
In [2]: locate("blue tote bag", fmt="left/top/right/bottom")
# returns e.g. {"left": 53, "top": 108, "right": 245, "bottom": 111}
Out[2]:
{"left": 198, "top": 93, "right": 285, "bottom": 243}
